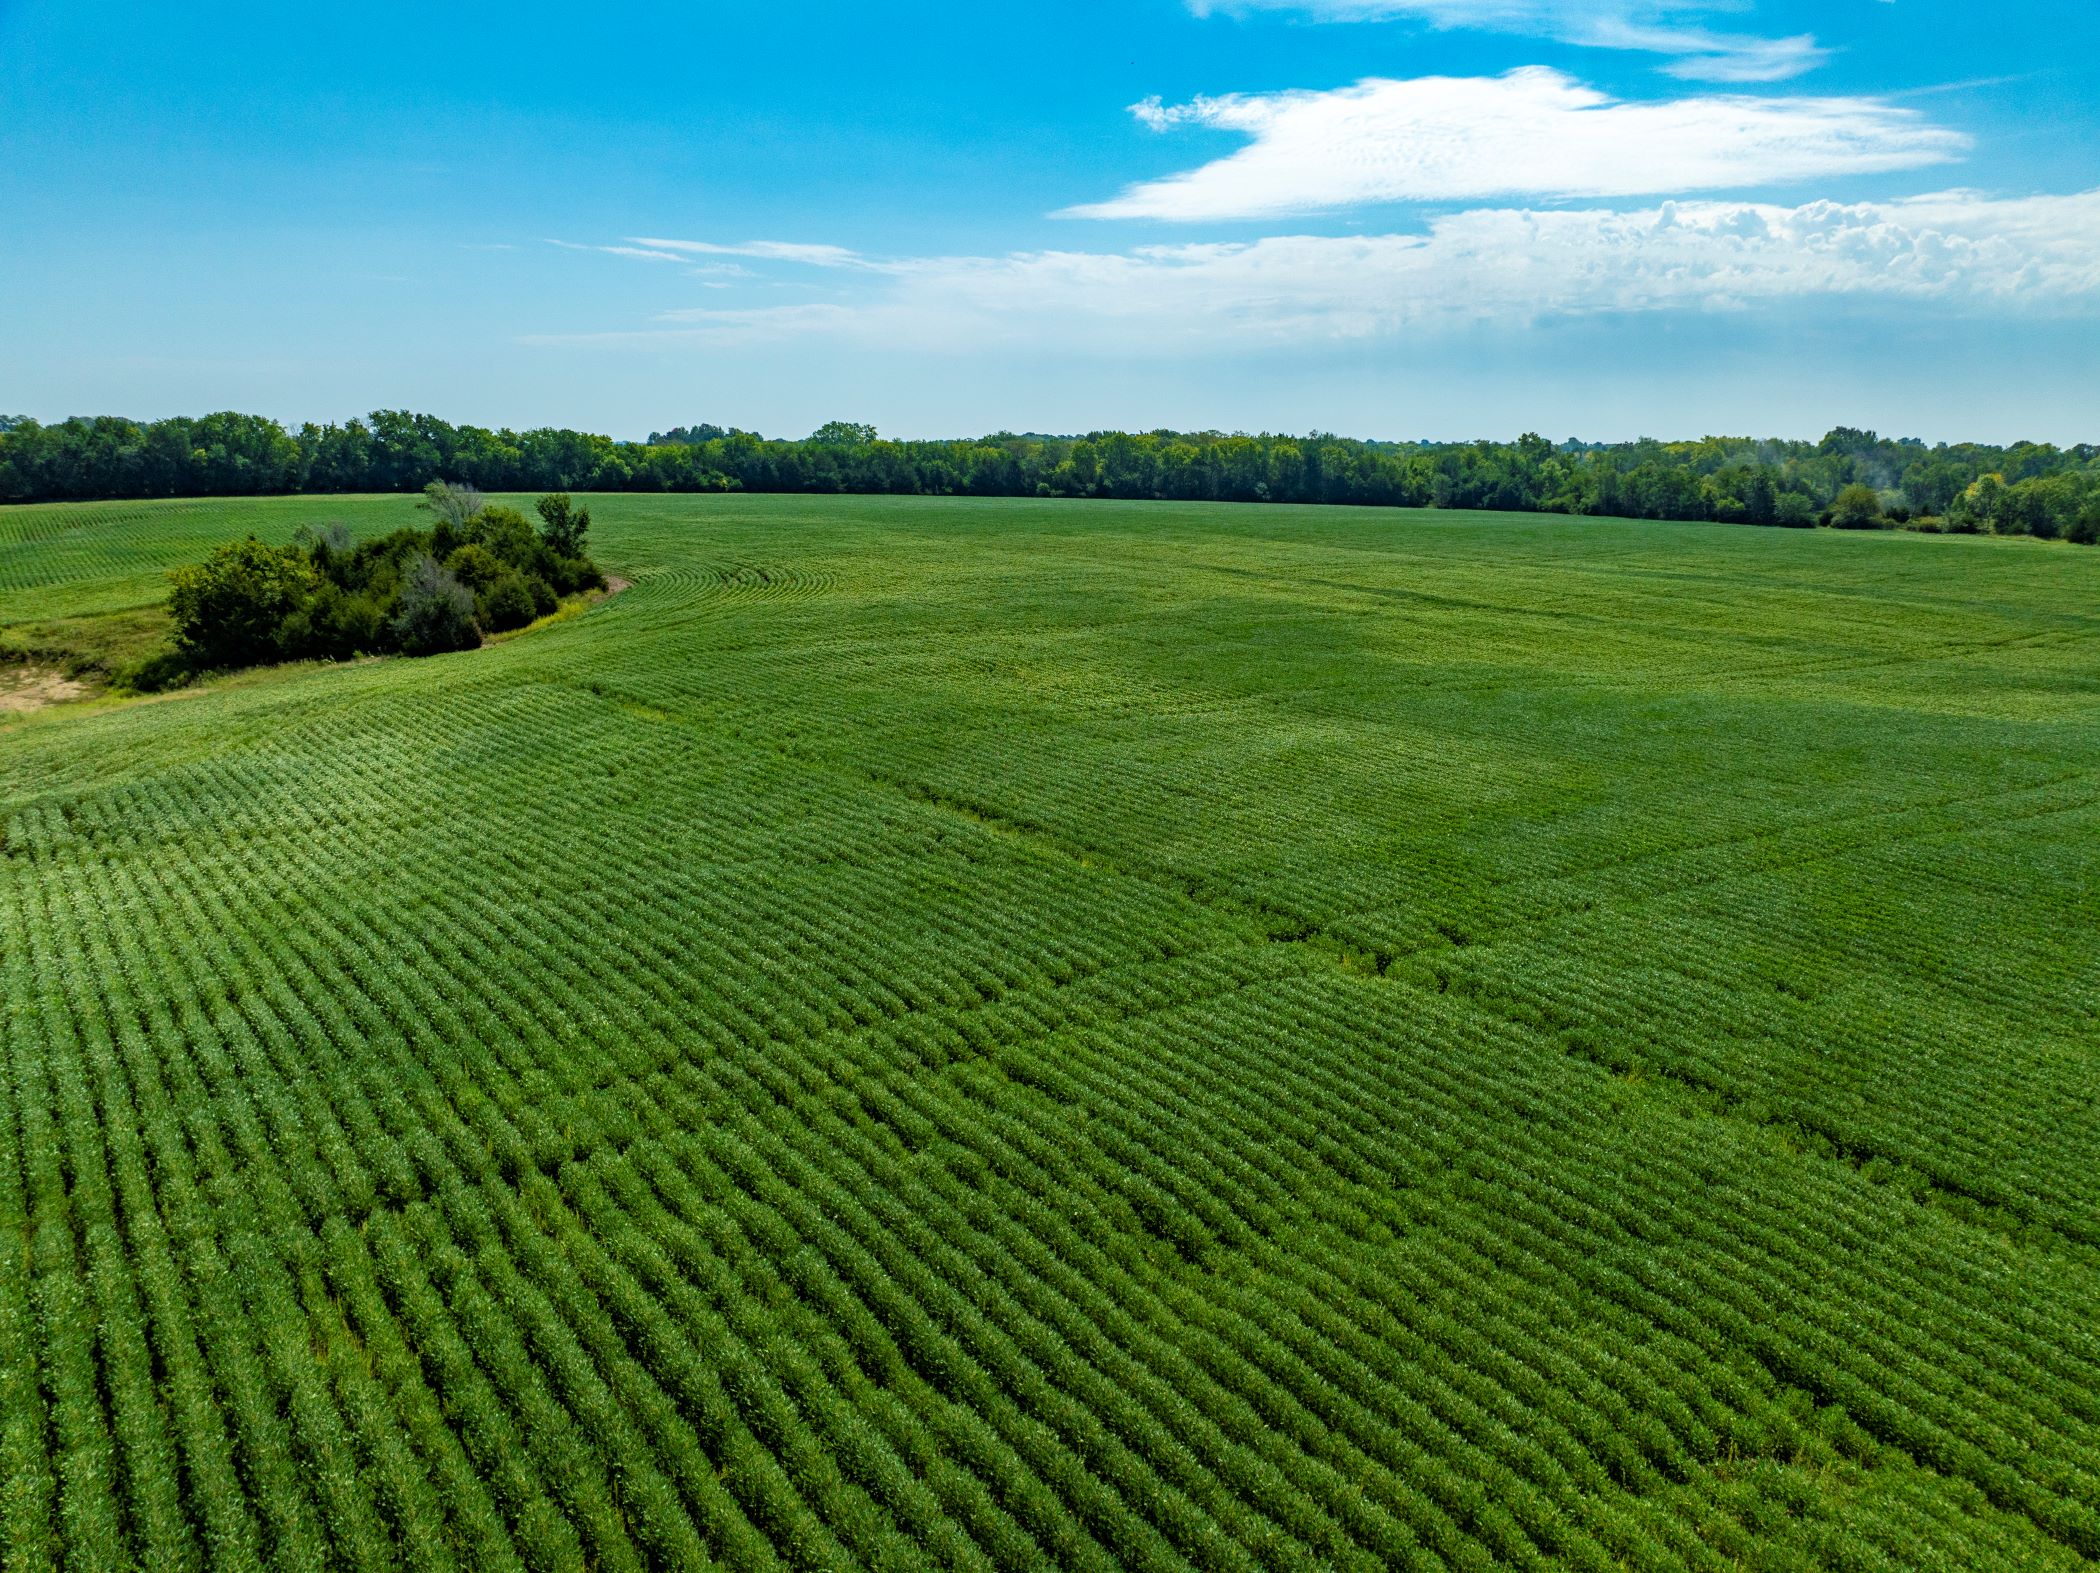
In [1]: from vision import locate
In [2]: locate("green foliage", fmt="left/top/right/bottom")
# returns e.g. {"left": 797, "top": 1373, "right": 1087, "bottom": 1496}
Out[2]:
{"left": 4, "top": 410, "right": 2096, "bottom": 547}
{"left": 109, "top": 645, "right": 193, "bottom": 693}
{"left": 418, "top": 479, "right": 486, "bottom": 532}
{"left": 166, "top": 534, "right": 319, "bottom": 668}
{"left": 475, "top": 571, "right": 537, "bottom": 634}
{"left": 281, "top": 581, "right": 392, "bottom": 661}
{"left": 535, "top": 493, "right": 591, "bottom": 558}
{"left": 136, "top": 490, "right": 596, "bottom": 675}
{"left": 465, "top": 504, "right": 539, "bottom": 565}
{"left": 391, "top": 554, "right": 481, "bottom": 654}
{"left": 809, "top": 420, "right": 879, "bottom": 446}
{"left": 1829, "top": 483, "right": 1886, "bottom": 530}
{"left": 442, "top": 542, "right": 506, "bottom": 591}
{"left": 1774, "top": 491, "right": 1819, "bottom": 528}
{"left": 545, "top": 554, "right": 604, "bottom": 596}
{"left": 5, "top": 492, "right": 2100, "bottom": 1572}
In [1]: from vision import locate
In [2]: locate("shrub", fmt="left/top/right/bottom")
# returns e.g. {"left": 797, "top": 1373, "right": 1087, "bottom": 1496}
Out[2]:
{"left": 284, "top": 582, "right": 393, "bottom": 660}
{"left": 467, "top": 506, "right": 541, "bottom": 568}
{"left": 1830, "top": 484, "right": 1885, "bottom": 530}
{"left": 112, "top": 646, "right": 194, "bottom": 694}
{"left": 392, "top": 555, "right": 481, "bottom": 655}
{"left": 444, "top": 543, "right": 507, "bottom": 591}
{"left": 1773, "top": 492, "right": 1818, "bottom": 529}
{"left": 167, "top": 535, "right": 319, "bottom": 669}
{"left": 477, "top": 571, "right": 537, "bottom": 634}
{"left": 547, "top": 555, "right": 606, "bottom": 595}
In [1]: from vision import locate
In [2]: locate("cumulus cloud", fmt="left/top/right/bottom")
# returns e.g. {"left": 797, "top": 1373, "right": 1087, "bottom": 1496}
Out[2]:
{"left": 546, "top": 189, "right": 2100, "bottom": 352}
{"left": 1190, "top": 0, "right": 1828, "bottom": 82}
{"left": 1063, "top": 69, "right": 1968, "bottom": 221}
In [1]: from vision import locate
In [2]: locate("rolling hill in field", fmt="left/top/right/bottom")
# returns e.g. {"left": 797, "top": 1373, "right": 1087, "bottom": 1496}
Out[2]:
{"left": 3, "top": 493, "right": 2099, "bottom": 1572}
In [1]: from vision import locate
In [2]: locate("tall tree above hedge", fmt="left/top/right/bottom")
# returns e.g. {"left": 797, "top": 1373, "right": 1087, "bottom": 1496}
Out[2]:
{"left": 167, "top": 537, "right": 319, "bottom": 668}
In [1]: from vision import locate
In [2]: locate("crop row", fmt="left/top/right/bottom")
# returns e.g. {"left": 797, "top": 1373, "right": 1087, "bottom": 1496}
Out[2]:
{"left": 6, "top": 525, "right": 2099, "bottom": 1572}
{"left": 6, "top": 711, "right": 2098, "bottom": 1570}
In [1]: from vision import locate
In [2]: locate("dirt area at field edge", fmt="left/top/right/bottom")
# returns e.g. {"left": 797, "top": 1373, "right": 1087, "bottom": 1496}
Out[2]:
{"left": 0, "top": 666, "right": 89, "bottom": 713}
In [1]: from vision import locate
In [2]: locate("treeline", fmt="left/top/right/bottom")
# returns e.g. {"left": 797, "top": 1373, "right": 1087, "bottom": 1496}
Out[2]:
{"left": 4, "top": 410, "right": 2098, "bottom": 542}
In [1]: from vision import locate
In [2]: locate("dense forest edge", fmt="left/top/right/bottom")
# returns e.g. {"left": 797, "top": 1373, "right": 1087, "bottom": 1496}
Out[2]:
{"left": 3, "top": 411, "right": 2098, "bottom": 542}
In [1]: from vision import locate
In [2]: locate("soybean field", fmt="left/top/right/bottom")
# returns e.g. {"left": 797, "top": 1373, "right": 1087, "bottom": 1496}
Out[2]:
{"left": 0, "top": 497, "right": 382, "bottom": 624}
{"left": 3, "top": 492, "right": 2099, "bottom": 1572}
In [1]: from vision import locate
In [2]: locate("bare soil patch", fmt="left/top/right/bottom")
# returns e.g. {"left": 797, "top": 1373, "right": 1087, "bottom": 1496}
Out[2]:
{"left": 0, "top": 666, "right": 89, "bottom": 714}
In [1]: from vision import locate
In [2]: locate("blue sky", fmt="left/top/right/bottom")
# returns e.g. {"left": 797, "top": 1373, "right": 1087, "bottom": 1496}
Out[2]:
{"left": 2, "top": 0, "right": 2095, "bottom": 442}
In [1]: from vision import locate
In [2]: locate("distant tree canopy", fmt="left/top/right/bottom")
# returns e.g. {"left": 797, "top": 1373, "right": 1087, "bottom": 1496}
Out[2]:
{"left": 159, "top": 487, "right": 604, "bottom": 681}
{"left": 5, "top": 409, "right": 2098, "bottom": 545}
{"left": 808, "top": 420, "right": 880, "bottom": 447}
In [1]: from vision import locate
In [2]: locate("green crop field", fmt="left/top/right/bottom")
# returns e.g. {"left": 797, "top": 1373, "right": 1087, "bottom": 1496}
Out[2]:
{"left": 3, "top": 492, "right": 2099, "bottom": 1572}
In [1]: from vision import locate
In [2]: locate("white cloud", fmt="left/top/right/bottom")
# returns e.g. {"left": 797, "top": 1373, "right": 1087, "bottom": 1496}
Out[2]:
{"left": 1586, "top": 20, "right": 1824, "bottom": 84}
{"left": 1190, "top": 0, "right": 1828, "bottom": 82}
{"left": 546, "top": 239, "right": 691, "bottom": 262}
{"left": 628, "top": 237, "right": 870, "bottom": 268}
{"left": 1064, "top": 69, "right": 1968, "bottom": 221}
{"left": 544, "top": 189, "right": 2100, "bottom": 353}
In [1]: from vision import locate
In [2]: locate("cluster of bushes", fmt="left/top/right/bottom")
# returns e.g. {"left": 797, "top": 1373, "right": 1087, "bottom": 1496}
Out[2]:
{"left": 6, "top": 409, "right": 2097, "bottom": 546}
{"left": 142, "top": 487, "right": 603, "bottom": 687}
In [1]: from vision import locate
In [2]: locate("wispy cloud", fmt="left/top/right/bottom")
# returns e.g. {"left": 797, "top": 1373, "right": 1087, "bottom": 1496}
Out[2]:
{"left": 1584, "top": 19, "right": 1824, "bottom": 83}
{"left": 539, "top": 189, "right": 2100, "bottom": 353}
{"left": 628, "top": 238, "right": 871, "bottom": 268}
{"left": 1190, "top": 0, "right": 1827, "bottom": 82}
{"left": 1064, "top": 69, "right": 1968, "bottom": 221}
{"left": 546, "top": 239, "right": 691, "bottom": 262}
{"left": 549, "top": 237, "right": 873, "bottom": 268}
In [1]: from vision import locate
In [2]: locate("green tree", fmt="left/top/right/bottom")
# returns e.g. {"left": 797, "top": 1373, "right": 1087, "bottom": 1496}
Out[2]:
{"left": 1741, "top": 468, "right": 1778, "bottom": 527}
{"left": 391, "top": 555, "right": 481, "bottom": 655}
{"left": 535, "top": 493, "right": 591, "bottom": 558}
{"left": 1774, "top": 492, "right": 1818, "bottom": 528}
{"left": 1830, "top": 483, "right": 1885, "bottom": 530}
{"left": 809, "top": 421, "right": 877, "bottom": 446}
{"left": 167, "top": 536, "right": 318, "bottom": 668}
{"left": 1948, "top": 475, "right": 2004, "bottom": 534}
{"left": 466, "top": 505, "right": 541, "bottom": 566}
{"left": 476, "top": 571, "right": 538, "bottom": 633}
{"left": 443, "top": 543, "right": 507, "bottom": 591}
{"left": 418, "top": 479, "right": 486, "bottom": 532}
